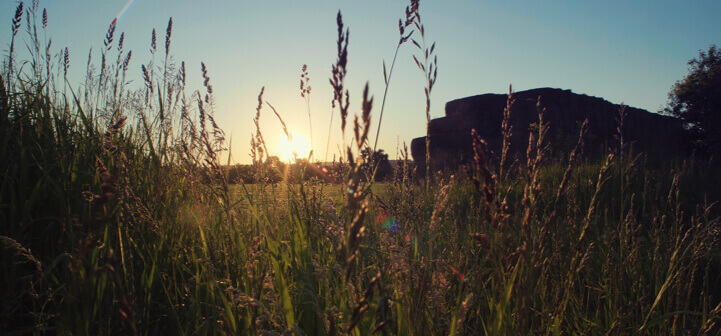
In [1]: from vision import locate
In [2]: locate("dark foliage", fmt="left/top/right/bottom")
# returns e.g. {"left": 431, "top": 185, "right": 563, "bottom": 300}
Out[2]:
{"left": 361, "top": 147, "right": 393, "bottom": 181}
{"left": 666, "top": 45, "right": 721, "bottom": 157}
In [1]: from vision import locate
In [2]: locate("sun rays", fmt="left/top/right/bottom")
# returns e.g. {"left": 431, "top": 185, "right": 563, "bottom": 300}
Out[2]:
{"left": 275, "top": 131, "right": 312, "bottom": 162}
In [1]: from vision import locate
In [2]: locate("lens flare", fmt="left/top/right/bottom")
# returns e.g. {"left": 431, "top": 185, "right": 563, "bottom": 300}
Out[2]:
{"left": 115, "top": 0, "right": 136, "bottom": 22}
{"left": 376, "top": 210, "right": 400, "bottom": 232}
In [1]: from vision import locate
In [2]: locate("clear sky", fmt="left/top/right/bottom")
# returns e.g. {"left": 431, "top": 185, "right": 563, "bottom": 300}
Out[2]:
{"left": 2, "top": 0, "right": 720, "bottom": 163}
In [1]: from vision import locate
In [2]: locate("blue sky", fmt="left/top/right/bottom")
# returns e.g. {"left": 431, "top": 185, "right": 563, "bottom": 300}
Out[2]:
{"left": 2, "top": 0, "right": 719, "bottom": 163}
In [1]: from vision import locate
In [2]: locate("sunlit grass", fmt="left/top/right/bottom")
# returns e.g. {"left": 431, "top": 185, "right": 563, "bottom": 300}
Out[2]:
{"left": 1, "top": 1, "right": 720, "bottom": 335}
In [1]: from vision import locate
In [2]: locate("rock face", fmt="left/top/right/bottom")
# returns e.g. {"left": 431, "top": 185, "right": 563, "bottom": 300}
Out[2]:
{"left": 411, "top": 88, "right": 683, "bottom": 170}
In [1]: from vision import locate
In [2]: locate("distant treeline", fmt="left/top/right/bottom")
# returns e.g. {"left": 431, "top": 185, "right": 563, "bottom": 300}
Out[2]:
{"left": 225, "top": 155, "right": 407, "bottom": 184}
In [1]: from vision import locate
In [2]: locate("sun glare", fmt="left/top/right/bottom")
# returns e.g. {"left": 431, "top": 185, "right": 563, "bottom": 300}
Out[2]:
{"left": 275, "top": 131, "right": 312, "bottom": 162}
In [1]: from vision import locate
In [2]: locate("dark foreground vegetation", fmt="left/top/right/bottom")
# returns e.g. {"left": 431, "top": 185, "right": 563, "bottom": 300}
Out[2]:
{"left": 2, "top": 1, "right": 720, "bottom": 335}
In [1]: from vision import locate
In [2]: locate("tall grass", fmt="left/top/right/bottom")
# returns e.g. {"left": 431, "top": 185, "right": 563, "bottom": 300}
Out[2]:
{"left": 1, "top": 1, "right": 720, "bottom": 335}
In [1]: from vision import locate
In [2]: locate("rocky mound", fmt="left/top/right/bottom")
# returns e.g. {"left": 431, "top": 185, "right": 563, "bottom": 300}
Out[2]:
{"left": 410, "top": 88, "right": 683, "bottom": 170}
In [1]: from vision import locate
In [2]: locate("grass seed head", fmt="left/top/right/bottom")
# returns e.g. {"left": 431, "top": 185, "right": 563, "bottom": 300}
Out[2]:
{"left": 12, "top": 3, "right": 24, "bottom": 36}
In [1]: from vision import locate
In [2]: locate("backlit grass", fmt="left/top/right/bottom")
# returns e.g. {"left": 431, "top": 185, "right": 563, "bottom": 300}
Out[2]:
{"left": 1, "top": 1, "right": 720, "bottom": 335}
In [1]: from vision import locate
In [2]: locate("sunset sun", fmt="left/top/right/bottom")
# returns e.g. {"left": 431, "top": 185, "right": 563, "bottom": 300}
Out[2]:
{"left": 275, "top": 131, "right": 312, "bottom": 162}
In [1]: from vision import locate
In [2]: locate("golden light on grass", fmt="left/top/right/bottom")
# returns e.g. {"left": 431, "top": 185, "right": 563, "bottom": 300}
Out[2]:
{"left": 5, "top": 2, "right": 721, "bottom": 335}
{"left": 275, "top": 131, "right": 312, "bottom": 162}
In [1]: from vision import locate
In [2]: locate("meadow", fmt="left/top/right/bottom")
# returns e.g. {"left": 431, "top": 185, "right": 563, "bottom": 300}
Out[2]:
{"left": 2, "top": 1, "right": 720, "bottom": 335}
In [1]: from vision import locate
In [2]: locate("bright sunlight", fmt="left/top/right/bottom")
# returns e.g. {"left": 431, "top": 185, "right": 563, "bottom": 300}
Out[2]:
{"left": 275, "top": 131, "right": 312, "bottom": 162}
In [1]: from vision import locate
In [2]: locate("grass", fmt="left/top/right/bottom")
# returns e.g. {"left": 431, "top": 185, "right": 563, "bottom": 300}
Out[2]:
{"left": 2, "top": 1, "right": 721, "bottom": 335}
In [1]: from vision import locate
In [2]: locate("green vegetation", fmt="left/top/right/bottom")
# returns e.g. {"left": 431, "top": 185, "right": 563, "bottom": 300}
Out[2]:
{"left": 2, "top": 1, "right": 720, "bottom": 335}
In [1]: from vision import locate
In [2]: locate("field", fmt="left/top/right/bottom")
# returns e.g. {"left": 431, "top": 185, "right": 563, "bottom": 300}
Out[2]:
{"left": 2, "top": 2, "right": 721, "bottom": 335}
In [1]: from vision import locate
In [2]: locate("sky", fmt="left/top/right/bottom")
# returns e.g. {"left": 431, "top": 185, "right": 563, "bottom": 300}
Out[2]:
{"left": 2, "top": 0, "right": 720, "bottom": 164}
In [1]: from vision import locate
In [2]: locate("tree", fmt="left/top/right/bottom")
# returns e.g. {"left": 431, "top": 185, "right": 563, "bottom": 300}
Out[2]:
{"left": 665, "top": 45, "right": 721, "bottom": 157}
{"left": 360, "top": 147, "right": 393, "bottom": 182}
